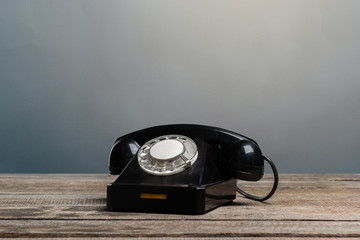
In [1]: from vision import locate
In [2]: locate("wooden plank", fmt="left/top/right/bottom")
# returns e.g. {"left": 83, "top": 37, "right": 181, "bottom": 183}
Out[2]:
{"left": 0, "top": 219, "right": 360, "bottom": 238}
{"left": 3, "top": 239, "right": 357, "bottom": 240}
{"left": 0, "top": 174, "right": 359, "bottom": 238}
{"left": 1, "top": 174, "right": 359, "bottom": 221}
{"left": 0, "top": 201, "right": 359, "bottom": 221}
{"left": 1, "top": 238, "right": 358, "bottom": 240}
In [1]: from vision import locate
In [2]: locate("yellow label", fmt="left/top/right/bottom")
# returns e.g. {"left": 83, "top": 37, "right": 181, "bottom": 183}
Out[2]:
{"left": 140, "top": 193, "right": 167, "bottom": 200}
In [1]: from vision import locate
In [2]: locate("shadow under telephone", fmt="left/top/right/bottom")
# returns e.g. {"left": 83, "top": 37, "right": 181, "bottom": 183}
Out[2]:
{"left": 107, "top": 124, "right": 278, "bottom": 214}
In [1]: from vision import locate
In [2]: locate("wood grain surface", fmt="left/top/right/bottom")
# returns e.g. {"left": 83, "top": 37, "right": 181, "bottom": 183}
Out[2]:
{"left": 0, "top": 174, "right": 359, "bottom": 239}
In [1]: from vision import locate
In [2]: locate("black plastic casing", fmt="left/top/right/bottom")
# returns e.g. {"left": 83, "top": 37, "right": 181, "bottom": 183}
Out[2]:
{"left": 109, "top": 124, "right": 264, "bottom": 181}
{"left": 107, "top": 124, "right": 264, "bottom": 214}
{"left": 107, "top": 180, "right": 236, "bottom": 214}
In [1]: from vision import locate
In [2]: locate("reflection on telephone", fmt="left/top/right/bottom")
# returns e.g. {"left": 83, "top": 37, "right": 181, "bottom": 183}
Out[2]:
{"left": 107, "top": 124, "right": 278, "bottom": 214}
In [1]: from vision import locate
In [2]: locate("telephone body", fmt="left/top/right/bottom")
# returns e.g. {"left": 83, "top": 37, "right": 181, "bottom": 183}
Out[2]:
{"left": 107, "top": 124, "right": 277, "bottom": 214}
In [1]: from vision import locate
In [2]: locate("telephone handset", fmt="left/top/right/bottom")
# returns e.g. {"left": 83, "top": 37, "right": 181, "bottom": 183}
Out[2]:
{"left": 107, "top": 124, "right": 278, "bottom": 214}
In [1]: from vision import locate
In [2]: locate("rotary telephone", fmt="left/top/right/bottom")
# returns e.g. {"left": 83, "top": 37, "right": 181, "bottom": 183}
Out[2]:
{"left": 107, "top": 124, "right": 278, "bottom": 214}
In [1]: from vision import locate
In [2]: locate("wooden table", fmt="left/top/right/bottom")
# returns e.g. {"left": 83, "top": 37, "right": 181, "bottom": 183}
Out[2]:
{"left": 0, "top": 174, "right": 359, "bottom": 239}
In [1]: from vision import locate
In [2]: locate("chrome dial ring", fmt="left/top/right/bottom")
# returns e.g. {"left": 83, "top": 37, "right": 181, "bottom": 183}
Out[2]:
{"left": 137, "top": 135, "right": 198, "bottom": 176}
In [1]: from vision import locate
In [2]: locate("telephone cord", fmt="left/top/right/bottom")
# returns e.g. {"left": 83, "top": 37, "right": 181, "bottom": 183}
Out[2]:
{"left": 236, "top": 155, "right": 279, "bottom": 202}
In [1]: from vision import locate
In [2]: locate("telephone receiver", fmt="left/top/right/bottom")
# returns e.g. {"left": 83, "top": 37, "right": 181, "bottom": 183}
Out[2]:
{"left": 107, "top": 124, "right": 278, "bottom": 214}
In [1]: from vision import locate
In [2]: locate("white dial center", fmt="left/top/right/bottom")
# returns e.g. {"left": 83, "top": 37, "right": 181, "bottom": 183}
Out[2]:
{"left": 149, "top": 139, "right": 184, "bottom": 161}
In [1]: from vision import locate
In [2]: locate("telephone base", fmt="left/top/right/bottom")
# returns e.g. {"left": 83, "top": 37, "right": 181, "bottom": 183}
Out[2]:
{"left": 107, "top": 179, "right": 236, "bottom": 214}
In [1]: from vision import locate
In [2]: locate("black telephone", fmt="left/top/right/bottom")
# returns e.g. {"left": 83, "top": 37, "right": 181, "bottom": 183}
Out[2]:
{"left": 107, "top": 124, "right": 278, "bottom": 214}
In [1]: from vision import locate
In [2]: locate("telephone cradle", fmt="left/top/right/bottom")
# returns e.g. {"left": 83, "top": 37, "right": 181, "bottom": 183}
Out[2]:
{"left": 107, "top": 124, "right": 278, "bottom": 214}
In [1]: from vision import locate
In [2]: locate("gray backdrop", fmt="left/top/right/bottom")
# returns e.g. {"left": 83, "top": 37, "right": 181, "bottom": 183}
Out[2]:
{"left": 1, "top": 0, "right": 359, "bottom": 173}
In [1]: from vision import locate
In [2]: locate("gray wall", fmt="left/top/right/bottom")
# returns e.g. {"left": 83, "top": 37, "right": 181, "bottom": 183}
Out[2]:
{"left": 1, "top": 0, "right": 359, "bottom": 173}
